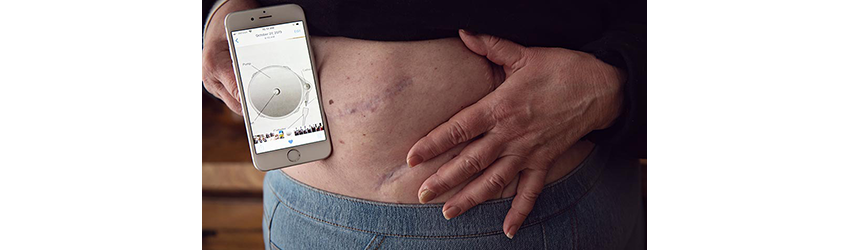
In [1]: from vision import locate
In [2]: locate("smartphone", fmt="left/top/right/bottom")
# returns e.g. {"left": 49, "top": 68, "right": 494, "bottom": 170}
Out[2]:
{"left": 224, "top": 4, "right": 331, "bottom": 171}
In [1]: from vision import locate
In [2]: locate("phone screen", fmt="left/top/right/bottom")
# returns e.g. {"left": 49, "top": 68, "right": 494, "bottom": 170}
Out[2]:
{"left": 231, "top": 21, "right": 326, "bottom": 154}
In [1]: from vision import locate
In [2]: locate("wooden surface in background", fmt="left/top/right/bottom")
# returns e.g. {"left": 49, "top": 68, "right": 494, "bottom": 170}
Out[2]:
{"left": 203, "top": 92, "right": 252, "bottom": 162}
{"left": 203, "top": 198, "right": 264, "bottom": 230}
{"left": 203, "top": 91, "right": 263, "bottom": 250}
{"left": 202, "top": 182, "right": 263, "bottom": 250}
{"left": 203, "top": 231, "right": 264, "bottom": 250}
{"left": 203, "top": 162, "right": 264, "bottom": 196}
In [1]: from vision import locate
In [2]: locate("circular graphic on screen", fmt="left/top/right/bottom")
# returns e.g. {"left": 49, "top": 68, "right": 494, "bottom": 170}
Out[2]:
{"left": 248, "top": 65, "right": 307, "bottom": 119}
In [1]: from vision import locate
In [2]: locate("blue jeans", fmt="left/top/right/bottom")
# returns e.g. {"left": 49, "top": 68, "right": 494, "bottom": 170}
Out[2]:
{"left": 262, "top": 146, "right": 645, "bottom": 249}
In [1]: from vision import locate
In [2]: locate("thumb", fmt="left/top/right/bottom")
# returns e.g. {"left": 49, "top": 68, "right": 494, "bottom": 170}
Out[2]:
{"left": 459, "top": 29, "right": 526, "bottom": 71}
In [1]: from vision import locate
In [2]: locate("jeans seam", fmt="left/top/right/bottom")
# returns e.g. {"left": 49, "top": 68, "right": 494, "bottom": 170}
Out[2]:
{"left": 269, "top": 157, "right": 607, "bottom": 238}
{"left": 542, "top": 223, "right": 548, "bottom": 250}
{"left": 571, "top": 206, "right": 578, "bottom": 250}
{"left": 267, "top": 146, "right": 607, "bottom": 238}
{"left": 270, "top": 164, "right": 606, "bottom": 239}
{"left": 268, "top": 201, "right": 281, "bottom": 250}
{"left": 515, "top": 155, "right": 610, "bottom": 231}
{"left": 274, "top": 145, "right": 599, "bottom": 209}
{"left": 364, "top": 234, "right": 378, "bottom": 250}
{"left": 373, "top": 236, "right": 386, "bottom": 250}
{"left": 270, "top": 241, "right": 282, "bottom": 250}
{"left": 270, "top": 186, "right": 505, "bottom": 239}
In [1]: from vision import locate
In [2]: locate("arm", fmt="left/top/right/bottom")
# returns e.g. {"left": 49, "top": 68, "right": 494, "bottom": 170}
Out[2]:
{"left": 581, "top": 0, "right": 647, "bottom": 158}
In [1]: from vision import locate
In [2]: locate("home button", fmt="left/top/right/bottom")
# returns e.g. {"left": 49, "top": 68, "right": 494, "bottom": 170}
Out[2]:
{"left": 287, "top": 149, "right": 300, "bottom": 162}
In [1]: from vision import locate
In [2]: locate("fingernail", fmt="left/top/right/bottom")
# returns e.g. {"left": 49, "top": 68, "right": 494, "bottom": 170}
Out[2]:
{"left": 506, "top": 225, "right": 517, "bottom": 239}
{"left": 459, "top": 29, "right": 477, "bottom": 35}
{"left": 418, "top": 189, "right": 436, "bottom": 204}
{"left": 443, "top": 206, "right": 460, "bottom": 220}
{"left": 408, "top": 155, "right": 423, "bottom": 168}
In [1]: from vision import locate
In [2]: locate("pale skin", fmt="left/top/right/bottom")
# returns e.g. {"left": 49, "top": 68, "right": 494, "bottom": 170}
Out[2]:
{"left": 204, "top": 0, "right": 626, "bottom": 240}
{"left": 202, "top": 0, "right": 258, "bottom": 115}
{"left": 407, "top": 30, "right": 625, "bottom": 238}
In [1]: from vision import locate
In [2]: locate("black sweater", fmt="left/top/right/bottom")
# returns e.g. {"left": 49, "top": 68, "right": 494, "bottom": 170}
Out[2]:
{"left": 211, "top": 0, "right": 647, "bottom": 158}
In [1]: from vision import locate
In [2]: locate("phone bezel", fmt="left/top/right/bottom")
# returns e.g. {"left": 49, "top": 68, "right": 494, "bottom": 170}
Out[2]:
{"left": 224, "top": 4, "right": 332, "bottom": 172}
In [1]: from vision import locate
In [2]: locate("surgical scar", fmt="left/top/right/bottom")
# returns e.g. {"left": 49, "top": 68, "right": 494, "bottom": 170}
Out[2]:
{"left": 376, "top": 163, "right": 412, "bottom": 189}
{"left": 334, "top": 77, "right": 414, "bottom": 118}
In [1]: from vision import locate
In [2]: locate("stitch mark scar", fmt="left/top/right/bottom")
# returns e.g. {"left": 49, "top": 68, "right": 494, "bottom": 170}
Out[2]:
{"left": 335, "top": 77, "right": 415, "bottom": 118}
{"left": 375, "top": 163, "right": 412, "bottom": 190}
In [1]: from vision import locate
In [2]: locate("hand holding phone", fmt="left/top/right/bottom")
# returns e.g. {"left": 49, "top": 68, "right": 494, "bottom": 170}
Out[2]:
{"left": 224, "top": 4, "right": 332, "bottom": 171}
{"left": 202, "top": 0, "right": 259, "bottom": 114}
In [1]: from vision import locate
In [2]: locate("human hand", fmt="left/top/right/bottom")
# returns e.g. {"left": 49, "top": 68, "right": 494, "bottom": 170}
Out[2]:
{"left": 202, "top": 0, "right": 259, "bottom": 114}
{"left": 407, "top": 30, "right": 626, "bottom": 238}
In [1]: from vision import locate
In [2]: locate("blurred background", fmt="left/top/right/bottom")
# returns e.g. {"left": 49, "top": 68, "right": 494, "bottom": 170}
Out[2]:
{"left": 202, "top": 90, "right": 265, "bottom": 249}
{"left": 203, "top": 2, "right": 266, "bottom": 248}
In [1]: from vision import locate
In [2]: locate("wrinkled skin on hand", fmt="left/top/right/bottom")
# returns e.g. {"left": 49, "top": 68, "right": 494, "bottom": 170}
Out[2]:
{"left": 407, "top": 29, "right": 626, "bottom": 239}
{"left": 202, "top": 0, "right": 259, "bottom": 114}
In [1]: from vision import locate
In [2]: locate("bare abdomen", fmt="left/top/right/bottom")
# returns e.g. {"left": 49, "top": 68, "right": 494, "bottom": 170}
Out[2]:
{"left": 282, "top": 36, "right": 591, "bottom": 204}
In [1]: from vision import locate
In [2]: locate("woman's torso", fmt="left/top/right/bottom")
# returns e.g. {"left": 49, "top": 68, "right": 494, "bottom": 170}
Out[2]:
{"left": 282, "top": 36, "right": 593, "bottom": 203}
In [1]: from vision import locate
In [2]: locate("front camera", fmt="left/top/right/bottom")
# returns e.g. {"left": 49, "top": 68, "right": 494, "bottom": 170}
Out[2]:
{"left": 251, "top": 17, "right": 254, "bottom": 21}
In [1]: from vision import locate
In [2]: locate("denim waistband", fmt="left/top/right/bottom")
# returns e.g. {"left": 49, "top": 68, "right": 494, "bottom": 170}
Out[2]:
{"left": 265, "top": 145, "right": 612, "bottom": 239}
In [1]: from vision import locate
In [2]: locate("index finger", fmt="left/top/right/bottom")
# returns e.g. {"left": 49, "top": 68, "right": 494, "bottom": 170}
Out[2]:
{"left": 407, "top": 101, "right": 495, "bottom": 167}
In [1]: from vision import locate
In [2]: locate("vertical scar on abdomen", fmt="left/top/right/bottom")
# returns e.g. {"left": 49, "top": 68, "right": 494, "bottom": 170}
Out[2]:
{"left": 334, "top": 76, "right": 415, "bottom": 118}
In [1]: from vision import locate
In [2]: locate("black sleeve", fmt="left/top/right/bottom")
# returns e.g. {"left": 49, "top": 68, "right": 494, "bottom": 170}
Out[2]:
{"left": 581, "top": 0, "right": 647, "bottom": 159}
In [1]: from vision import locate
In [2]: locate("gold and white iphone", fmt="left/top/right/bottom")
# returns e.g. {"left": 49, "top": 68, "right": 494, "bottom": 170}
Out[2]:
{"left": 224, "top": 4, "right": 331, "bottom": 171}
